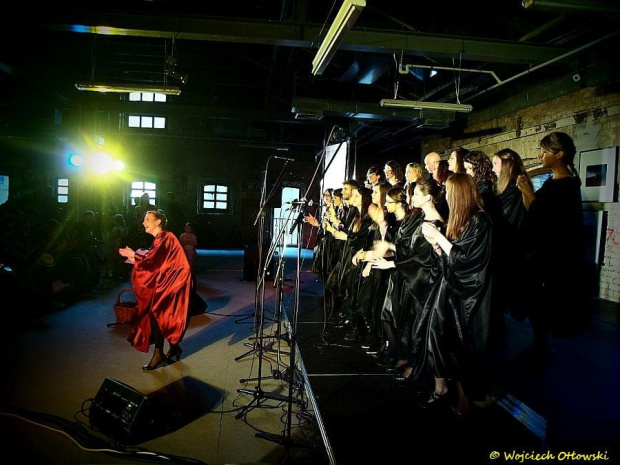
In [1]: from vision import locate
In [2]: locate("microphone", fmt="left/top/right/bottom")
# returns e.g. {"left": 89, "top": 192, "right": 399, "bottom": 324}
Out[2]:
{"left": 289, "top": 199, "right": 313, "bottom": 234}
{"left": 273, "top": 156, "right": 295, "bottom": 162}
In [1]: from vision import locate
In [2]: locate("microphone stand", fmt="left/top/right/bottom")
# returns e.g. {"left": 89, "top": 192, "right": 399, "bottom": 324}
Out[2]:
{"left": 235, "top": 202, "right": 303, "bottom": 419}
{"left": 253, "top": 204, "right": 310, "bottom": 452}
{"left": 240, "top": 229, "right": 291, "bottom": 383}
{"left": 235, "top": 158, "right": 287, "bottom": 325}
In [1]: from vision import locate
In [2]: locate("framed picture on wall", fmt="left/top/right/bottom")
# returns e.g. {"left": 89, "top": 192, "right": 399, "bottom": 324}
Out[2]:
{"left": 578, "top": 146, "right": 618, "bottom": 202}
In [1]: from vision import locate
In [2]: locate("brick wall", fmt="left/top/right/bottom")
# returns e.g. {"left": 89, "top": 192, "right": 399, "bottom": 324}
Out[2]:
{"left": 602, "top": 202, "right": 620, "bottom": 302}
{"left": 424, "top": 86, "right": 620, "bottom": 303}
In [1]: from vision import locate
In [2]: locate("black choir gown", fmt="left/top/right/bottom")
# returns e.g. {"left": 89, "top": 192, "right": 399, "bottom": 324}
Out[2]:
{"left": 517, "top": 176, "right": 586, "bottom": 335}
{"left": 381, "top": 213, "right": 418, "bottom": 329}
{"left": 494, "top": 178, "right": 527, "bottom": 317}
{"left": 413, "top": 211, "right": 493, "bottom": 396}
{"left": 333, "top": 214, "right": 374, "bottom": 318}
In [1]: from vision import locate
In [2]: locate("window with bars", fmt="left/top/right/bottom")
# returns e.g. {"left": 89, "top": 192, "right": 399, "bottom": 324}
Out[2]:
{"left": 57, "top": 178, "right": 69, "bottom": 204}
{"left": 130, "top": 181, "right": 157, "bottom": 206}
{"left": 201, "top": 183, "right": 230, "bottom": 213}
{"left": 128, "top": 114, "right": 166, "bottom": 129}
{"left": 129, "top": 92, "right": 167, "bottom": 102}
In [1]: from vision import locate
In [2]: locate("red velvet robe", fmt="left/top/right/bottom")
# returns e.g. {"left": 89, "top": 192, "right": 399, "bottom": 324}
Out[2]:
{"left": 129, "top": 230, "right": 191, "bottom": 352}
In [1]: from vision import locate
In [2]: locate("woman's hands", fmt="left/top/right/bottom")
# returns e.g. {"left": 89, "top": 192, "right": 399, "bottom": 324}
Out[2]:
{"left": 333, "top": 230, "right": 347, "bottom": 241}
{"left": 421, "top": 222, "right": 443, "bottom": 255}
{"left": 118, "top": 246, "right": 136, "bottom": 264}
{"left": 371, "top": 257, "right": 395, "bottom": 270}
{"left": 516, "top": 174, "right": 535, "bottom": 209}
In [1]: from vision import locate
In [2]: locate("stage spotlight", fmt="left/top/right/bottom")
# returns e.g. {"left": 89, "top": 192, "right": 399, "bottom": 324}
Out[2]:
{"left": 90, "top": 152, "right": 113, "bottom": 174}
{"left": 69, "top": 154, "right": 84, "bottom": 167}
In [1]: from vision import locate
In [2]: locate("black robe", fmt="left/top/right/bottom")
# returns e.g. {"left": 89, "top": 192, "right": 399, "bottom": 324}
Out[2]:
{"left": 414, "top": 211, "right": 493, "bottom": 390}
{"left": 355, "top": 224, "right": 390, "bottom": 329}
{"left": 331, "top": 214, "right": 374, "bottom": 316}
{"left": 494, "top": 178, "right": 527, "bottom": 316}
{"left": 517, "top": 176, "right": 586, "bottom": 335}
{"left": 380, "top": 212, "right": 422, "bottom": 329}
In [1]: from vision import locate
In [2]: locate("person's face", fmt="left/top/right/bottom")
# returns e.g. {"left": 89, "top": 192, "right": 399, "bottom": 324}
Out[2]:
{"left": 539, "top": 147, "right": 560, "bottom": 169}
{"left": 371, "top": 185, "right": 381, "bottom": 205}
{"left": 334, "top": 196, "right": 342, "bottom": 207}
{"left": 184, "top": 223, "right": 193, "bottom": 233}
{"left": 143, "top": 213, "right": 160, "bottom": 235}
{"left": 349, "top": 189, "right": 361, "bottom": 208}
{"left": 383, "top": 165, "right": 394, "bottom": 180}
{"left": 464, "top": 161, "right": 475, "bottom": 178}
{"left": 323, "top": 192, "right": 333, "bottom": 205}
{"left": 411, "top": 185, "right": 430, "bottom": 209}
{"left": 492, "top": 155, "right": 502, "bottom": 177}
{"left": 424, "top": 155, "right": 439, "bottom": 174}
{"left": 405, "top": 166, "right": 416, "bottom": 183}
{"left": 448, "top": 152, "right": 458, "bottom": 173}
{"left": 342, "top": 185, "right": 353, "bottom": 201}
{"left": 367, "top": 172, "right": 379, "bottom": 185}
{"left": 385, "top": 196, "right": 398, "bottom": 213}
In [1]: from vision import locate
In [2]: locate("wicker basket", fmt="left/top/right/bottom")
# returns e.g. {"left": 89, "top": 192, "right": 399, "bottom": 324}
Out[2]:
{"left": 113, "top": 288, "right": 137, "bottom": 324}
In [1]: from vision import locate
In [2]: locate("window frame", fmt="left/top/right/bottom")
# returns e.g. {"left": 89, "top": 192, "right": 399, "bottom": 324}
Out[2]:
{"left": 199, "top": 182, "right": 232, "bottom": 215}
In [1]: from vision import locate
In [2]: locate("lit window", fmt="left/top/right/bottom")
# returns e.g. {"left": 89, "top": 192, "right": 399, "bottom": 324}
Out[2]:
{"left": 130, "top": 181, "right": 157, "bottom": 206}
{"left": 128, "top": 115, "right": 141, "bottom": 127}
{"left": 201, "top": 183, "right": 230, "bottom": 213}
{"left": 128, "top": 114, "right": 167, "bottom": 129}
{"left": 129, "top": 92, "right": 167, "bottom": 102}
{"left": 57, "top": 178, "right": 69, "bottom": 203}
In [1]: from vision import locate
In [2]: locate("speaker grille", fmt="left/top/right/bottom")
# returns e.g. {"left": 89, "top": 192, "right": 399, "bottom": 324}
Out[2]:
{"left": 90, "top": 378, "right": 149, "bottom": 442}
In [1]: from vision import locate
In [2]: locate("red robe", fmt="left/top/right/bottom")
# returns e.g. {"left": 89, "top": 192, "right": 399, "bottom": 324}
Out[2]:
{"left": 129, "top": 230, "right": 191, "bottom": 352}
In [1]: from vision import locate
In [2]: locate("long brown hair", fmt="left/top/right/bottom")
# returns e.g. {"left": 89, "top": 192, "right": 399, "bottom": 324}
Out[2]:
{"left": 445, "top": 173, "right": 484, "bottom": 240}
{"left": 494, "top": 148, "right": 530, "bottom": 194}
{"left": 464, "top": 150, "right": 497, "bottom": 186}
{"left": 352, "top": 186, "right": 372, "bottom": 232}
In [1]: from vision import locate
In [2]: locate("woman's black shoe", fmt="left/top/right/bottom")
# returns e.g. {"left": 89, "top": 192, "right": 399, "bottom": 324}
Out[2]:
{"left": 142, "top": 356, "right": 167, "bottom": 371}
{"left": 165, "top": 345, "right": 183, "bottom": 363}
{"left": 365, "top": 340, "right": 383, "bottom": 355}
{"left": 418, "top": 390, "right": 450, "bottom": 409}
{"left": 394, "top": 364, "right": 413, "bottom": 383}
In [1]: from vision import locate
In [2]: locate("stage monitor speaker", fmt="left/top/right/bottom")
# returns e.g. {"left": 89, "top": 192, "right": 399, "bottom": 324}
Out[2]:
{"left": 90, "top": 378, "right": 152, "bottom": 443}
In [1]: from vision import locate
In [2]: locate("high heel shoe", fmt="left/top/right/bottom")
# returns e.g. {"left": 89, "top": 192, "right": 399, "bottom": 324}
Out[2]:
{"left": 142, "top": 355, "right": 167, "bottom": 371}
{"left": 165, "top": 345, "right": 183, "bottom": 363}
{"left": 418, "top": 390, "right": 450, "bottom": 409}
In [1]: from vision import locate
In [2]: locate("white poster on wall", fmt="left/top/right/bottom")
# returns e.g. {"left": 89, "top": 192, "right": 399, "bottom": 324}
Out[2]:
{"left": 578, "top": 146, "right": 618, "bottom": 202}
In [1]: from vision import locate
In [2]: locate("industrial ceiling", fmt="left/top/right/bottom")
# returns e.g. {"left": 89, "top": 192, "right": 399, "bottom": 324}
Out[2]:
{"left": 1, "top": 0, "right": 619, "bottom": 158}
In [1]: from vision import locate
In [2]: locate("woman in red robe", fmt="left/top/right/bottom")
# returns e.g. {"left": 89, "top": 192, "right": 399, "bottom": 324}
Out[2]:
{"left": 119, "top": 210, "right": 191, "bottom": 370}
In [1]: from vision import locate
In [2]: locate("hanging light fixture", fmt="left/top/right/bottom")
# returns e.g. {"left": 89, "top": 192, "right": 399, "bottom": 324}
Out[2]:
{"left": 75, "top": 82, "right": 181, "bottom": 95}
{"left": 379, "top": 99, "right": 473, "bottom": 112}
{"left": 311, "top": 0, "right": 366, "bottom": 76}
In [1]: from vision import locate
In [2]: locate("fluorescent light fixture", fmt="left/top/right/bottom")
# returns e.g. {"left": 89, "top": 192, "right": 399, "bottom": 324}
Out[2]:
{"left": 379, "top": 99, "right": 473, "bottom": 112}
{"left": 75, "top": 82, "right": 181, "bottom": 96}
{"left": 311, "top": 0, "right": 366, "bottom": 76}
{"left": 522, "top": 0, "right": 620, "bottom": 13}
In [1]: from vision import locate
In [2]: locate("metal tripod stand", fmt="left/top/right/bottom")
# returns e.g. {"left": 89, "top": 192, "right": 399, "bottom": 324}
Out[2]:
{"left": 235, "top": 186, "right": 303, "bottom": 419}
